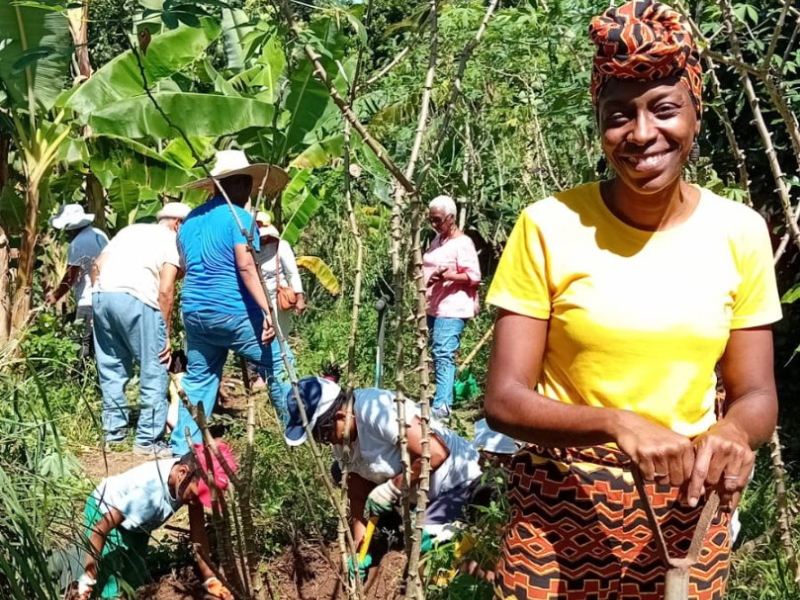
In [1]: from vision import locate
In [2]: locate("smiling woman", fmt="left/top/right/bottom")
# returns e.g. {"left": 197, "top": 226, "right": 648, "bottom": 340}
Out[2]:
{"left": 484, "top": 1, "right": 783, "bottom": 599}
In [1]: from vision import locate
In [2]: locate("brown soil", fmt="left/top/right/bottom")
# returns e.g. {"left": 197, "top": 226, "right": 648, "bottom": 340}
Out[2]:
{"left": 79, "top": 446, "right": 152, "bottom": 481}
{"left": 268, "top": 544, "right": 406, "bottom": 600}
{"left": 133, "top": 546, "right": 407, "bottom": 600}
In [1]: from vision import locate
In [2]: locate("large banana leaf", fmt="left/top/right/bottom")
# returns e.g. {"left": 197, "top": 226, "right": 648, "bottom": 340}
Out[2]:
{"left": 280, "top": 18, "right": 345, "bottom": 159}
{"left": 282, "top": 188, "right": 321, "bottom": 246}
{"left": 290, "top": 134, "right": 344, "bottom": 169}
{"left": 296, "top": 256, "right": 340, "bottom": 296}
{"left": 88, "top": 93, "right": 275, "bottom": 140}
{"left": 68, "top": 18, "right": 221, "bottom": 119}
{"left": 0, "top": 0, "right": 70, "bottom": 111}
{"left": 221, "top": 8, "right": 252, "bottom": 71}
{"left": 250, "top": 35, "right": 286, "bottom": 104}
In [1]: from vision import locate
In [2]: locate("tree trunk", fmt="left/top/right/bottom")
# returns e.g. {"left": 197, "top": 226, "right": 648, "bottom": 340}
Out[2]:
{"left": 86, "top": 171, "right": 107, "bottom": 233}
{"left": 10, "top": 181, "right": 40, "bottom": 335}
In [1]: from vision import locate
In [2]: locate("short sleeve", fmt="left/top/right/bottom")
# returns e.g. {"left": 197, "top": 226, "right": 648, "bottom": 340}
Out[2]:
{"left": 486, "top": 207, "right": 551, "bottom": 319}
{"left": 456, "top": 238, "right": 481, "bottom": 284}
{"left": 730, "top": 217, "right": 782, "bottom": 329}
{"left": 355, "top": 389, "right": 419, "bottom": 447}
{"left": 163, "top": 230, "right": 181, "bottom": 268}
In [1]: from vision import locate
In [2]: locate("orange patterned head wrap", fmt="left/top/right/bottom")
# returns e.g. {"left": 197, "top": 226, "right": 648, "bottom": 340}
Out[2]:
{"left": 589, "top": 0, "right": 702, "bottom": 117}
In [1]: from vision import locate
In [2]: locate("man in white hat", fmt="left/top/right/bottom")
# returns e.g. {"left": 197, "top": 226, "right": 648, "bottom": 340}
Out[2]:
{"left": 172, "top": 150, "right": 289, "bottom": 456}
{"left": 47, "top": 204, "right": 109, "bottom": 359}
{"left": 90, "top": 202, "right": 193, "bottom": 457}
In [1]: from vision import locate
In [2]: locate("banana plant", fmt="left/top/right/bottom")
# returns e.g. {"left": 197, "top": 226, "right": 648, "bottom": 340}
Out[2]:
{"left": 0, "top": 0, "right": 73, "bottom": 339}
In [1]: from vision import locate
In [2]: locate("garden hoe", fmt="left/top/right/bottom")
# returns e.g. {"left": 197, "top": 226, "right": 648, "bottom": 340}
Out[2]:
{"left": 359, "top": 516, "right": 379, "bottom": 563}
{"left": 632, "top": 468, "right": 720, "bottom": 600}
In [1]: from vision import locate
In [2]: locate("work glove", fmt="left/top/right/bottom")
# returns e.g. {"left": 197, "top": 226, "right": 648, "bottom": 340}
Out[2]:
{"left": 203, "top": 577, "right": 234, "bottom": 600}
{"left": 347, "top": 553, "right": 373, "bottom": 582}
{"left": 75, "top": 573, "right": 96, "bottom": 600}
{"left": 364, "top": 480, "right": 402, "bottom": 518}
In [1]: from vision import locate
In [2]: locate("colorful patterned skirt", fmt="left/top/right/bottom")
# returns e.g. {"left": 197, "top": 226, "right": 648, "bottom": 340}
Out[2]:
{"left": 494, "top": 446, "right": 730, "bottom": 600}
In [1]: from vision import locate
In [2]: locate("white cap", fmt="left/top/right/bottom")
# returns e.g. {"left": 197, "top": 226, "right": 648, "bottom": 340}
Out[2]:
{"left": 49, "top": 204, "right": 94, "bottom": 231}
{"left": 157, "top": 202, "right": 193, "bottom": 221}
{"left": 474, "top": 419, "right": 519, "bottom": 455}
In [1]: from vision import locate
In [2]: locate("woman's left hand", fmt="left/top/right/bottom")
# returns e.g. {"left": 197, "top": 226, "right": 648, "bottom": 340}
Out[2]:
{"left": 687, "top": 420, "right": 754, "bottom": 511}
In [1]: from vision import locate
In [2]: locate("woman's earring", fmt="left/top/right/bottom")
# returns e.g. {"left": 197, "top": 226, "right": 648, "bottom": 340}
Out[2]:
{"left": 689, "top": 138, "right": 700, "bottom": 164}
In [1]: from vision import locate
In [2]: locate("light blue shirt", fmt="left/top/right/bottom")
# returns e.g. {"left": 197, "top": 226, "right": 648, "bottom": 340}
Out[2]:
{"left": 92, "top": 458, "right": 182, "bottom": 532}
{"left": 178, "top": 196, "right": 261, "bottom": 314}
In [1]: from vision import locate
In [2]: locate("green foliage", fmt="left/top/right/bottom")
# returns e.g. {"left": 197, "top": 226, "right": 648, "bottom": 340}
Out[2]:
{"left": 0, "top": 0, "right": 71, "bottom": 111}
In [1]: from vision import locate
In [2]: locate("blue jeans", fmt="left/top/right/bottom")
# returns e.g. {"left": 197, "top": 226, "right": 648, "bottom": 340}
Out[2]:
{"left": 93, "top": 292, "right": 168, "bottom": 446}
{"left": 427, "top": 316, "right": 466, "bottom": 410}
{"left": 172, "top": 310, "right": 294, "bottom": 456}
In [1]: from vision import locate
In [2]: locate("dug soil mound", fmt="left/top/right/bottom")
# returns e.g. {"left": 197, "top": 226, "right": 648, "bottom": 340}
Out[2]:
{"left": 268, "top": 543, "right": 406, "bottom": 600}
{"left": 135, "top": 545, "right": 406, "bottom": 600}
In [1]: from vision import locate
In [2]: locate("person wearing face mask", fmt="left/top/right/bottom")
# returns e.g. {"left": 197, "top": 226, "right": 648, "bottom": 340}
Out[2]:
{"left": 485, "top": 2, "right": 782, "bottom": 598}
{"left": 68, "top": 442, "right": 237, "bottom": 600}
{"left": 423, "top": 195, "right": 481, "bottom": 421}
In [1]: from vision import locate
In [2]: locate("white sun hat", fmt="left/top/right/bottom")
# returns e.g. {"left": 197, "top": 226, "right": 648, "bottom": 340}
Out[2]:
{"left": 49, "top": 204, "right": 94, "bottom": 231}
{"left": 157, "top": 202, "right": 193, "bottom": 221}
{"left": 255, "top": 211, "right": 280, "bottom": 239}
{"left": 473, "top": 418, "right": 520, "bottom": 455}
{"left": 184, "top": 150, "right": 289, "bottom": 198}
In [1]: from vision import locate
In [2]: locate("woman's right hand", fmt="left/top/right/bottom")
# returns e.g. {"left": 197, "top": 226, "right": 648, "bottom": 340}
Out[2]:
{"left": 613, "top": 410, "right": 694, "bottom": 488}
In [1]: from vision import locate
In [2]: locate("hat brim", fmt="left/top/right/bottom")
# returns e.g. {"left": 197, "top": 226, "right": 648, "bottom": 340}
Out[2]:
{"left": 284, "top": 426, "right": 308, "bottom": 447}
{"left": 184, "top": 164, "right": 289, "bottom": 197}
{"left": 259, "top": 225, "right": 280, "bottom": 239}
{"left": 50, "top": 215, "right": 94, "bottom": 231}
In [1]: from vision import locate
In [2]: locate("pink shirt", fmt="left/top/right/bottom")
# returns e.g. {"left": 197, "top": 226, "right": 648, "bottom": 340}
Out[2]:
{"left": 423, "top": 234, "right": 481, "bottom": 319}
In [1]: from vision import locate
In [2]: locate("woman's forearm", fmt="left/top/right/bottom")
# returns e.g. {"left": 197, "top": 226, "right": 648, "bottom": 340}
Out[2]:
{"left": 719, "top": 390, "right": 777, "bottom": 450}
{"left": 485, "top": 381, "right": 622, "bottom": 447}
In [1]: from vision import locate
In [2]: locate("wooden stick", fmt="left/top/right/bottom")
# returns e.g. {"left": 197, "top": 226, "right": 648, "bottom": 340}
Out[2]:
{"left": 717, "top": 0, "right": 800, "bottom": 256}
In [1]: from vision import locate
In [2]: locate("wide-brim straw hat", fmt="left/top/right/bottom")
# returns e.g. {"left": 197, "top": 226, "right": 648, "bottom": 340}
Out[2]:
{"left": 184, "top": 150, "right": 289, "bottom": 197}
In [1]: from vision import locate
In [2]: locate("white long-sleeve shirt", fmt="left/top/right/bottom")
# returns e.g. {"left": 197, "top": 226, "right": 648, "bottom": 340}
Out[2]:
{"left": 256, "top": 239, "right": 303, "bottom": 335}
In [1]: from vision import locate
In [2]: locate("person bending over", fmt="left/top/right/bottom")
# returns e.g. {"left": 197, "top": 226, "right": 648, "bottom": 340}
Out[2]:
{"left": 71, "top": 442, "right": 237, "bottom": 600}
{"left": 284, "top": 376, "right": 483, "bottom": 578}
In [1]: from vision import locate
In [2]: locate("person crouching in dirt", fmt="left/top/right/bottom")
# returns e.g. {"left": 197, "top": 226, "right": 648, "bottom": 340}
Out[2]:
{"left": 284, "top": 376, "right": 483, "bottom": 579}
{"left": 68, "top": 442, "right": 237, "bottom": 600}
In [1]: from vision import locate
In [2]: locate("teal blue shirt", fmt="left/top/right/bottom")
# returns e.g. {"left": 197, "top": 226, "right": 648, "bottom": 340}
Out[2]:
{"left": 179, "top": 197, "right": 260, "bottom": 314}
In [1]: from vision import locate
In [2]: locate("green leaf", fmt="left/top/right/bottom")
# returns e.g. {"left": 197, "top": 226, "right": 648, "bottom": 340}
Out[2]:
{"left": 0, "top": 0, "right": 71, "bottom": 111}
{"left": 68, "top": 18, "right": 222, "bottom": 119}
{"left": 282, "top": 188, "right": 321, "bottom": 245}
{"left": 88, "top": 92, "right": 275, "bottom": 140}
{"left": 290, "top": 134, "right": 344, "bottom": 169}
{"left": 250, "top": 35, "right": 286, "bottom": 103}
{"left": 221, "top": 8, "right": 253, "bottom": 71}
{"left": 282, "top": 168, "right": 312, "bottom": 207}
{"left": 281, "top": 60, "right": 331, "bottom": 159}
{"left": 781, "top": 284, "right": 800, "bottom": 305}
{"left": 296, "top": 255, "right": 340, "bottom": 295}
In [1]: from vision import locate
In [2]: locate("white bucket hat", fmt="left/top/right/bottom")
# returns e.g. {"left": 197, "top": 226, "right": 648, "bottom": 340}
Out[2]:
{"left": 473, "top": 419, "right": 520, "bottom": 455}
{"left": 157, "top": 202, "right": 193, "bottom": 221}
{"left": 49, "top": 204, "right": 94, "bottom": 231}
{"left": 184, "top": 150, "right": 289, "bottom": 198}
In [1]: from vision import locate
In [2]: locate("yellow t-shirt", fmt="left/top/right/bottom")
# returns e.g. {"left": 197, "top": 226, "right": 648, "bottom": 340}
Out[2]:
{"left": 486, "top": 182, "right": 782, "bottom": 437}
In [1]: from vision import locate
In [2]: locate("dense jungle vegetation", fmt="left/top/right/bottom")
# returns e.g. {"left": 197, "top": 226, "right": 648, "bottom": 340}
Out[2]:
{"left": 1, "top": 0, "right": 799, "bottom": 598}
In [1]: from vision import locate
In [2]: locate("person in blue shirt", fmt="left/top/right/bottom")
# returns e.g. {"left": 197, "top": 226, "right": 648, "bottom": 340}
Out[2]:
{"left": 171, "top": 151, "right": 289, "bottom": 456}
